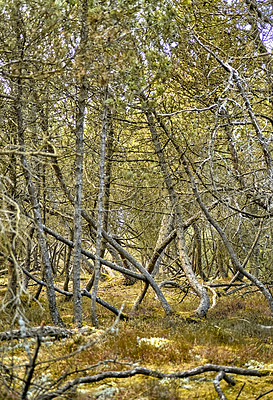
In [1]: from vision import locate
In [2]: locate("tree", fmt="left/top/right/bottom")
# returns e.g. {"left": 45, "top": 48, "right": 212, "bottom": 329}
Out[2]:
{"left": 72, "top": 0, "right": 89, "bottom": 328}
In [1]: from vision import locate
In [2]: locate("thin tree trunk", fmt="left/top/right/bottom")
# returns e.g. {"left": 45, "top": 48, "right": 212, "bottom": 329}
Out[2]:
{"left": 72, "top": 0, "right": 88, "bottom": 327}
{"left": 185, "top": 162, "right": 273, "bottom": 315}
{"left": 49, "top": 144, "right": 172, "bottom": 315}
{"left": 193, "top": 223, "right": 207, "bottom": 281}
{"left": 6, "top": 152, "right": 18, "bottom": 307}
{"left": 14, "top": 5, "right": 63, "bottom": 326}
{"left": 22, "top": 226, "right": 35, "bottom": 290}
{"left": 100, "top": 117, "right": 114, "bottom": 259}
{"left": 143, "top": 100, "right": 210, "bottom": 317}
{"left": 132, "top": 213, "right": 175, "bottom": 312}
{"left": 91, "top": 87, "right": 108, "bottom": 327}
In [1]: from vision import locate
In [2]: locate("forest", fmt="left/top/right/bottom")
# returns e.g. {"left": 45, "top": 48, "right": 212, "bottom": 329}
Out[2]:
{"left": 0, "top": 0, "right": 273, "bottom": 399}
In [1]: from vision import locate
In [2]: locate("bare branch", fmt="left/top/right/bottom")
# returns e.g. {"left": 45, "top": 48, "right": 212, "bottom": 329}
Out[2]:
{"left": 35, "top": 364, "right": 265, "bottom": 400}
{"left": 0, "top": 326, "right": 73, "bottom": 342}
{"left": 158, "top": 104, "right": 218, "bottom": 117}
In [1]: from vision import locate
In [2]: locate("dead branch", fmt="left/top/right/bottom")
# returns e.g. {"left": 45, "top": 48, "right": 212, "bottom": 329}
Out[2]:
{"left": 34, "top": 363, "right": 265, "bottom": 400}
{"left": 213, "top": 370, "right": 236, "bottom": 400}
{"left": 41, "top": 225, "right": 146, "bottom": 282}
{"left": 255, "top": 387, "right": 273, "bottom": 400}
{"left": 0, "top": 326, "right": 73, "bottom": 341}
{"left": 0, "top": 251, "right": 129, "bottom": 320}
{"left": 21, "top": 335, "right": 42, "bottom": 399}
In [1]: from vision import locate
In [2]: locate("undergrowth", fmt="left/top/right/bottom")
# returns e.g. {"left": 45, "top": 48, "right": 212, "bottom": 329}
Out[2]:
{"left": 0, "top": 277, "right": 272, "bottom": 399}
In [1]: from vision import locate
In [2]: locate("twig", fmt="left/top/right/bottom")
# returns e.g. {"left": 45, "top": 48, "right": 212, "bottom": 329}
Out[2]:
{"left": 255, "top": 387, "right": 273, "bottom": 400}
{"left": 21, "top": 334, "right": 42, "bottom": 399}
{"left": 236, "top": 382, "right": 246, "bottom": 399}
{"left": 157, "top": 104, "right": 218, "bottom": 116}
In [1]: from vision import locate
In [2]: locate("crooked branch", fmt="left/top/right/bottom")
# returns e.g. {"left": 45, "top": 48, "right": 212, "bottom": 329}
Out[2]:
{"left": 35, "top": 363, "right": 266, "bottom": 400}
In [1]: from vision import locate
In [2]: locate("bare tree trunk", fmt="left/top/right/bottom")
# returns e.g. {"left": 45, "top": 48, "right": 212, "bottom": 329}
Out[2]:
{"left": 91, "top": 87, "right": 108, "bottom": 327}
{"left": 6, "top": 152, "right": 18, "bottom": 307}
{"left": 100, "top": 116, "right": 114, "bottom": 259}
{"left": 132, "top": 213, "right": 175, "bottom": 312}
{"left": 185, "top": 163, "right": 273, "bottom": 315}
{"left": 143, "top": 100, "right": 210, "bottom": 317}
{"left": 193, "top": 223, "right": 207, "bottom": 281}
{"left": 22, "top": 226, "right": 35, "bottom": 290}
{"left": 14, "top": 5, "right": 63, "bottom": 326}
{"left": 50, "top": 144, "right": 172, "bottom": 315}
{"left": 72, "top": 0, "right": 88, "bottom": 327}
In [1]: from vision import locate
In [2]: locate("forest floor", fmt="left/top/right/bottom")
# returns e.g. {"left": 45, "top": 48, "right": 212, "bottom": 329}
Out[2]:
{"left": 0, "top": 275, "right": 273, "bottom": 399}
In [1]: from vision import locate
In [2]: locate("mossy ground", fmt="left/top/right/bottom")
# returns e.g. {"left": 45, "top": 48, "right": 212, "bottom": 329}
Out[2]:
{"left": 0, "top": 276, "right": 273, "bottom": 399}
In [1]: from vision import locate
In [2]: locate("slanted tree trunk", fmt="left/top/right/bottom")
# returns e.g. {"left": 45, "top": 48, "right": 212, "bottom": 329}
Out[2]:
{"left": 185, "top": 162, "right": 273, "bottom": 316}
{"left": 132, "top": 212, "right": 175, "bottom": 312}
{"left": 14, "top": 5, "right": 63, "bottom": 326}
{"left": 50, "top": 143, "right": 172, "bottom": 315}
{"left": 17, "top": 116, "right": 63, "bottom": 325}
{"left": 143, "top": 99, "right": 210, "bottom": 317}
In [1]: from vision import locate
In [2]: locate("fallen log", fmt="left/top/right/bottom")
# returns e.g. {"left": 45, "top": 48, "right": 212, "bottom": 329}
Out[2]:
{"left": 0, "top": 326, "right": 73, "bottom": 341}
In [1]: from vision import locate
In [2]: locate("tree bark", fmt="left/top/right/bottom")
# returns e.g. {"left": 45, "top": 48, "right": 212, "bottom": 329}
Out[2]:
{"left": 14, "top": 5, "right": 63, "bottom": 326}
{"left": 49, "top": 152, "right": 172, "bottom": 315}
{"left": 184, "top": 162, "right": 273, "bottom": 315}
{"left": 72, "top": 0, "right": 89, "bottom": 327}
{"left": 143, "top": 99, "right": 210, "bottom": 317}
{"left": 91, "top": 87, "right": 108, "bottom": 327}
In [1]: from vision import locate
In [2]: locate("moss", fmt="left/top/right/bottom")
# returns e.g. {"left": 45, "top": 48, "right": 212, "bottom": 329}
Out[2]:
{"left": 0, "top": 279, "right": 273, "bottom": 399}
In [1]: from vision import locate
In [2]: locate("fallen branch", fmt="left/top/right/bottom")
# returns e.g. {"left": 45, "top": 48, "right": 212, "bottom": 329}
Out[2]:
{"left": 0, "top": 326, "right": 73, "bottom": 341}
{"left": 35, "top": 363, "right": 266, "bottom": 400}
{"left": 158, "top": 280, "right": 189, "bottom": 293}
{"left": 213, "top": 370, "right": 235, "bottom": 400}
{"left": 82, "top": 289, "right": 129, "bottom": 320}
